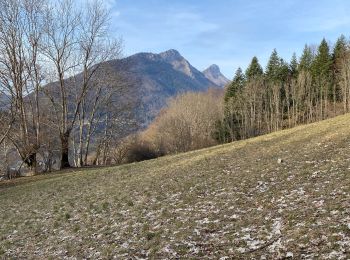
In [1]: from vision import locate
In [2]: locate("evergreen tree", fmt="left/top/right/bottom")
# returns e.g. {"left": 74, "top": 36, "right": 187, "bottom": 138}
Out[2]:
{"left": 222, "top": 67, "right": 245, "bottom": 142}
{"left": 333, "top": 35, "right": 347, "bottom": 58}
{"left": 299, "top": 45, "right": 314, "bottom": 71}
{"left": 312, "top": 38, "right": 332, "bottom": 78}
{"left": 265, "top": 49, "right": 281, "bottom": 82}
{"left": 312, "top": 38, "right": 332, "bottom": 118}
{"left": 290, "top": 52, "right": 298, "bottom": 78}
{"left": 225, "top": 67, "right": 245, "bottom": 102}
{"left": 333, "top": 35, "right": 348, "bottom": 73}
{"left": 213, "top": 119, "right": 230, "bottom": 143}
{"left": 279, "top": 58, "right": 290, "bottom": 82}
{"left": 265, "top": 49, "right": 289, "bottom": 83}
{"left": 245, "top": 56, "right": 263, "bottom": 81}
{"left": 332, "top": 35, "right": 348, "bottom": 102}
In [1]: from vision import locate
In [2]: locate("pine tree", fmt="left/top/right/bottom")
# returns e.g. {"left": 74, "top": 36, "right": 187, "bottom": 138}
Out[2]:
{"left": 245, "top": 56, "right": 263, "bottom": 81}
{"left": 290, "top": 52, "right": 298, "bottom": 78}
{"left": 279, "top": 58, "right": 290, "bottom": 82}
{"left": 222, "top": 67, "right": 246, "bottom": 142}
{"left": 332, "top": 35, "right": 348, "bottom": 103}
{"left": 265, "top": 49, "right": 281, "bottom": 82}
{"left": 225, "top": 67, "right": 245, "bottom": 102}
{"left": 299, "top": 45, "right": 314, "bottom": 71}
{"left": 333, "top": 35, "right": 348, "bottom": 64}
{"left": 332, "top": 35, "right": 348, "bottom": 76}
{"left": 312, "top": 38, "right": 332, "bottom": 78}
{"left": 312, "top": 38, "right": 332, "bottom": 118}
{"left": 265, "top": 49, "right": 290, "bottom": 83}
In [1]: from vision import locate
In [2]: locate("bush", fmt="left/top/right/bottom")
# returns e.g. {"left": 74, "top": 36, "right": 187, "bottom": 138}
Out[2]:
{"left": 125, "top": 141, "right": 162, "bottom": 163}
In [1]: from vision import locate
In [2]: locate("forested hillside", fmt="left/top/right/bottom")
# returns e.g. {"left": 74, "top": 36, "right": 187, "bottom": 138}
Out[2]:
{"left": 219, "top": 37, "right": 350, "bottom": 142}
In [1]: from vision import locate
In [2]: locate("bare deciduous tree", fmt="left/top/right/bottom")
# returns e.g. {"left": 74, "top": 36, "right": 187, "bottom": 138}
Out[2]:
{"left": 143, "top": 90, "right": 223, "bottom": 154}
{"left": 42, "top": 0, "right": 122, "bottom": 168}
{"left": 0, "top": 0, "right": 45, "bottom": 172}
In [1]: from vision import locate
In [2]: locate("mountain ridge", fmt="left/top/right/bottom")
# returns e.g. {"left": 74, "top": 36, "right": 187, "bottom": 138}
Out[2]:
{"left": 106, "top": 49, "right": 224, "bottom": 126}
{"left": 28, "top": 49, "right": 227, "bottom": 130}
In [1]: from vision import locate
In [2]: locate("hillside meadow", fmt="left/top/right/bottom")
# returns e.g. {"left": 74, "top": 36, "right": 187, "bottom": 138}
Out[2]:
{"left": 1, "top": 114, "right": 350, "bottom": 259}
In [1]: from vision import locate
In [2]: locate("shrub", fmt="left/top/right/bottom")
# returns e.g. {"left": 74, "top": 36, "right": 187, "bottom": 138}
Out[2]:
{"left": 125, "top": 140, "right": 162, "bottom": 163}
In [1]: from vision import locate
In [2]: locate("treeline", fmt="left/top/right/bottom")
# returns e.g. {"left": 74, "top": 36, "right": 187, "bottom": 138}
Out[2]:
{"left": 217, "top": 36, "right": 350, "bottom": 142}
{"left": 0, "top": 0, "right": 135, "bottom": 177}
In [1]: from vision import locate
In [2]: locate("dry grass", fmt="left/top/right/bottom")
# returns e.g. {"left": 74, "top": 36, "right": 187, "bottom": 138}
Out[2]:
{"left": 1, "top": 114, "right": 350, "bottom": 259}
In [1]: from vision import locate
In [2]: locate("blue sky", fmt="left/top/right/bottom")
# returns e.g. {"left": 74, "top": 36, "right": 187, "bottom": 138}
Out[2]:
{"left": 106, "top": 0, "right": 350, "bottom": 78}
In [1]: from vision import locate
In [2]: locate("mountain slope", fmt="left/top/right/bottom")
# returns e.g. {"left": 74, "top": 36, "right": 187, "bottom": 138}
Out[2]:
{"left": 106, "top": 49, "right": 221, "bottom": 125}
{"left": 34, "top": 49, "right": 222, "bottom": 129}
{"left": 1, "top": 114, "right": 350, "bottom": 258}
{"left": 203, "top": 64, "right": 230, "bottom": 87}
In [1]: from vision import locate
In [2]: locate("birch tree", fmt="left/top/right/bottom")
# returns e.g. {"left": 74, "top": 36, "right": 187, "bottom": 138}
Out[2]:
{"left": 0, "top": 0, "right": 45, "bottom": 171}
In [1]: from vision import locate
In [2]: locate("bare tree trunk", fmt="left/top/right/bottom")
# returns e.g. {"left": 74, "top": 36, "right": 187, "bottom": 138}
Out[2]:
{"left": 60, "top": 131, "right": 71, "bottom": 168}
{"left": 76, "top": 99, "right": 85, "bottom": 167}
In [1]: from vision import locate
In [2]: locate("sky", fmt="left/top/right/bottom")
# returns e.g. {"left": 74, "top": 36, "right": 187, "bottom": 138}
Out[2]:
{"left": 106, "top": 0, "right": 350, "bottom": 79}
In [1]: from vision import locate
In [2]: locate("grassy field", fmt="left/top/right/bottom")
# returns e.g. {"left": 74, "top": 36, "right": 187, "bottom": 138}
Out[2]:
{"left": 1, "top": 114, "right": 350, "bottom": 259}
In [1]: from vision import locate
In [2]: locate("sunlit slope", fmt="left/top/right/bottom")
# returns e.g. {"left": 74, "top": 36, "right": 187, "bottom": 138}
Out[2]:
{"left": 1, "top": 114, "right": 350, "bottom": 259}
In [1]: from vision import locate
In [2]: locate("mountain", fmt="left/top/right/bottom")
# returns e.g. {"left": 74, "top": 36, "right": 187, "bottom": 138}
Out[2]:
{"left": 203, "top": 64, "right": 230, "bottom": 87}
{"left": 106, "top": 49, "right": 222, "bottom": 126}
{"left": 36, "top": 49, "right": 225, "bottom": 130}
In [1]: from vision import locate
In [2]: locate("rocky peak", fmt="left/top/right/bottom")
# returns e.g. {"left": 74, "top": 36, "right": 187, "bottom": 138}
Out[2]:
{"left": 159, "top": 49, "right": 195, "bottom": 78}
{"left": 203, "top": 64, "right": 230, "bottom": 87}
{"left": 160, "top": 49, "right": 181, "bottom": 58}
{"left": 205, "top": 64, "right": 221, "bottom": 76}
